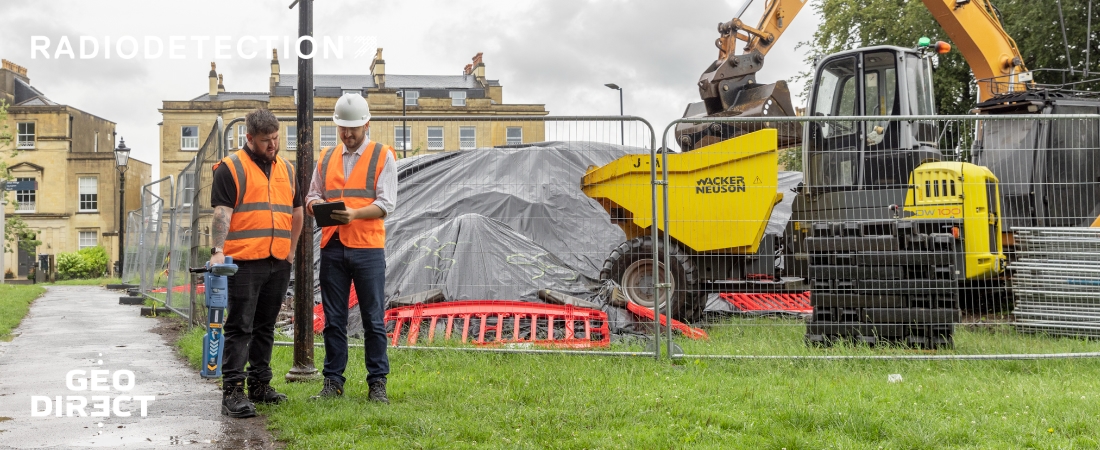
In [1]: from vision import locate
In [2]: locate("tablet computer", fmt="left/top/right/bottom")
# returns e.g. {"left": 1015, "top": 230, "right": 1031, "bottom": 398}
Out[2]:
{"left": 312, "top": 201, "right": 347, "bottom": 227}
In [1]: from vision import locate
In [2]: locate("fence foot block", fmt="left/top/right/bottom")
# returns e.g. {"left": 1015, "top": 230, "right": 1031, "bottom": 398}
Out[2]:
{"left": 119, "top": 296, "right": 144, "bottom": 305}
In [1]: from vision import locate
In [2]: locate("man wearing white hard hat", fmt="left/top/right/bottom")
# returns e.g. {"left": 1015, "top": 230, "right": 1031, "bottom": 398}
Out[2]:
{"left": 304, "top": 92, "right": 398, "bottom": 403}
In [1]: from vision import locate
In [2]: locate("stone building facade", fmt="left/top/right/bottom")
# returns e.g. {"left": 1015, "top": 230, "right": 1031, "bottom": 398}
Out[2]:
{"left": 1, "top": 59, "right": 152, "bottom": 279}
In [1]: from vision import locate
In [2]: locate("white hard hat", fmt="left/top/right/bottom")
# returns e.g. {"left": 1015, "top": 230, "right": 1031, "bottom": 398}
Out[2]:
{"left": 333, "top": 93, "right": 371, "bottom": 127}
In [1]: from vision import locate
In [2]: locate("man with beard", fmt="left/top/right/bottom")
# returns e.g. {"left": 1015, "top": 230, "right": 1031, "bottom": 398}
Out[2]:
{"left": 305, "top": 93, "right": 397, "bottom": 403}
{"left": 209, "top": 108, "right": 304, "bottom": 417}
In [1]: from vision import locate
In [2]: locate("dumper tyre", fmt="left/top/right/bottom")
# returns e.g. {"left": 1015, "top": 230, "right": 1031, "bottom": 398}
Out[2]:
{"left": 600, "top": 236, "right": 703, "bottom": 323}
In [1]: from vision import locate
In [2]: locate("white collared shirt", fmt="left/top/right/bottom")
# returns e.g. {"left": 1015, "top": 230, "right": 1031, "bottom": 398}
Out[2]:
{"left": 305, "top": 139, "right": 397, "bottom": 216}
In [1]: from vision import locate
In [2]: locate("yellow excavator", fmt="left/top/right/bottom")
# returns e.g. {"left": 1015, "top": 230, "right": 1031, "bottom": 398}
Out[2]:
{"left": 582, "top": 0, "right": 1031, "bottom": 333}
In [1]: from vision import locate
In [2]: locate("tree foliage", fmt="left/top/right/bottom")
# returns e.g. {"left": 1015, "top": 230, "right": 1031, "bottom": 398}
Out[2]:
{"left": 802, "top": 0, "right": 1100, "bottom": 115}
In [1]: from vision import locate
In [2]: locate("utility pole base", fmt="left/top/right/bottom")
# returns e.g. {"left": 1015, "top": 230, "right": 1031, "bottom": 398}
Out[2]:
{"left": 285, "top": 365, "right": 320, "bottom": 382}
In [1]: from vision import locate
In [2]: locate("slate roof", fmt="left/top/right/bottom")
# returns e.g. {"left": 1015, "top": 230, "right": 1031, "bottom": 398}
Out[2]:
{"left": 191, "top": 73, "right": 500, "bottom": 102}
{"left": 13, "top": 78, "right": 58, "bottom": 106}
{"left": 278, "top": 74, "right": 376, "bottom": 90}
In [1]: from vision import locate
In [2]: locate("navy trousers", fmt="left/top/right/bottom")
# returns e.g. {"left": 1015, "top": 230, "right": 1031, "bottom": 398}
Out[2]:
{"left": 320, "top": 237, "right": 389, "bottom": 385}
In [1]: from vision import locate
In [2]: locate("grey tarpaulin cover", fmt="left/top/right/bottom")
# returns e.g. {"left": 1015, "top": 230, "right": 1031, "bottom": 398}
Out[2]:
{"left": 384, "top": 141, "right": 633, "bottom": 303}
{"left": 307, "top": 141, "right": 630, "bottom": 336}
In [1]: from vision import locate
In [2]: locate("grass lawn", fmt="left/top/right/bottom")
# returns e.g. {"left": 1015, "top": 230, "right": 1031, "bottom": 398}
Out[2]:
{"left": 0, "top": 284, "right": 46, "bottom": 340}
{"left": 178, "top": 322, "right": 1100, "bottom": 449}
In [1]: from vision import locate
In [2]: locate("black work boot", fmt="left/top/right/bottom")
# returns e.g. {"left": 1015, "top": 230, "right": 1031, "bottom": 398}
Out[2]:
{"left": 367, "top": 379, "right": 389, "bottom": 404}
{"left": 222, "top": 382, "right": 257, "bottom": 418}
{"left": 247, "top": 380, "right": 288, "bottom": 405}
{"left": 310, "top": 378, "right": 344, "bottom": 400}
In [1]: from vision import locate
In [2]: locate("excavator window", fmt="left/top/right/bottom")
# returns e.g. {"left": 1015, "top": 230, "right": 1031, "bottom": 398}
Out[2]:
{"left": 809, "top": 56, "right": 861, "bottom": 190}
{"left": 905, "top": 56, "right": 935, "bottom": 116}
{"left": 812, "top": 56, "right": 858, "bottom": 138}
{"left": 863, "top": 52, "right": 898, "bottom": 117}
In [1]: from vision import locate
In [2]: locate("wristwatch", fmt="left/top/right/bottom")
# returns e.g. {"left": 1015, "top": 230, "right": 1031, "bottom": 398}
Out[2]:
{"left": 211, "top": 247, "right": 223, "bottom": 255}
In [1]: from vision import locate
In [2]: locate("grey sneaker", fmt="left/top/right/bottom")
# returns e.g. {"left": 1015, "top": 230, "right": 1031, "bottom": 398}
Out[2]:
{"left": 367, "top": 379, "right": 389, "bottom": 404}
{"left": 310, "top": 378, "right": 344, "bottom": 400}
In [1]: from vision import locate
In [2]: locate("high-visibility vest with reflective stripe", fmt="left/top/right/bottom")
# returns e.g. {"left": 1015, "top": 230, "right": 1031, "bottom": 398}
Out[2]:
{"left": 318, "top": 141, "right": 392, "bottom": 249}
{"left": 213, "top": 149, "right": 297, "bottom": 260}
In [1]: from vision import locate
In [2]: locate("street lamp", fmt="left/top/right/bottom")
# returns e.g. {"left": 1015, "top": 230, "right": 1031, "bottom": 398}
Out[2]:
{"left": 114, "top": 138, "right": 131, "bottom": 278}
{"left": 605, "top": 83, "right": 624, "bottom": 145}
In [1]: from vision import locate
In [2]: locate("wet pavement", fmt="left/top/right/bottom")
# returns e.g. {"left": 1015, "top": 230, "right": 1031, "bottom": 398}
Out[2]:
{"left": 0, "top": 286, "right": 278, "bottom": 449}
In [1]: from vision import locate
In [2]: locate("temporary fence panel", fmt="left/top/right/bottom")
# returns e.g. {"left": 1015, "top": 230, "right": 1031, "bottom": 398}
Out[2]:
{"left": 653, "top": 114, "right": 1100, "bottom": 358}
{"left": 173, "top": 122, "right": 227, "bottom": 323}
{"left": 133, "top": 177, "right": 180, "bottom": 317}
{"left": 361, "top": 116, "right": 663, "bottom": 355}
{"left": 120, "top": 210, "right": 142, "bottom": 286}
{"left": 162, "top": 158, "right": 198, "bottom": 319}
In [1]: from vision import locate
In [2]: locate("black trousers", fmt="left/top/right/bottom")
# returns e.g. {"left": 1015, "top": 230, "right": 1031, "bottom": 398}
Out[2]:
{"left": 221, "top": 257, "right": 292, "bottom": 387}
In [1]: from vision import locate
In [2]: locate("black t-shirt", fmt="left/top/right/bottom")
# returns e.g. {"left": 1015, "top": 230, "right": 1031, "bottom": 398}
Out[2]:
{"left": 210, "top": 145, "right": 303, "bottom": 209}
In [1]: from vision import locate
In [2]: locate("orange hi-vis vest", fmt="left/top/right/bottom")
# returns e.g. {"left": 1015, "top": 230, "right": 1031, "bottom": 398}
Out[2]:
{"left": 318, "top": 141, "right": 393, "bottom": 249}
{"left": 213, "top": 149, "right": 297, "bottom": 261}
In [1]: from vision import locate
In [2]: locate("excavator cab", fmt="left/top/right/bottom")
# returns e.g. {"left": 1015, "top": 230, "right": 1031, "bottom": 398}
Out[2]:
{"left": 804, "top": 46, "right": 941, "bottom": 200}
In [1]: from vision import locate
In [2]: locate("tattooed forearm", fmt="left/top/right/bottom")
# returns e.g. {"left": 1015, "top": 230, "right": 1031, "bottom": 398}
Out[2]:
{"left": 212, "top": 206, "right": 233, "bottom": 249}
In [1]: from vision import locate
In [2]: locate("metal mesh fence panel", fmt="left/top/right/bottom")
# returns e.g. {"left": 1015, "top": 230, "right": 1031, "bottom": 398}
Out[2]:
{"left": 367, "top": 116, "right": 660, "bottom": 355}
{"left": 135, "top": 194, "right": 165, "bottom": 300}
{"left": 163, "top": 158, "right": 198, "bottom": 319}
{"left": 652, "top": 114, "right": 1100, "bottom": 359}
{"left": 120, "top": 210, "right": 142, "bottom": 286}
{"left": 173, "top": 122, "right": 226, "bottom": 323}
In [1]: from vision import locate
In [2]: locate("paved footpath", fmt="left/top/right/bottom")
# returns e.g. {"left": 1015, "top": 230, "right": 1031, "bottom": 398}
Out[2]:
{"left": 0, "top": 286, "right": 276, "bottom": 449}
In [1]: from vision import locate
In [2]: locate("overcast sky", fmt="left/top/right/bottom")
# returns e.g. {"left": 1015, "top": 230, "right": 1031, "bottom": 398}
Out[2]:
{"left": 1, "top": 0, "right": 820, "bottom": 177}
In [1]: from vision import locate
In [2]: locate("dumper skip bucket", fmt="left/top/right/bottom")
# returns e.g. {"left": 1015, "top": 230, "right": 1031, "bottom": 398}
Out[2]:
{"left": 582, "top": 128, "right": 781, "bottom": 253}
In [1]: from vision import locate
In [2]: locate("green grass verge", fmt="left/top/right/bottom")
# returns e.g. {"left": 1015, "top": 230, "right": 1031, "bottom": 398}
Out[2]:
{"left": 43, "top": 277, "right": 122, "bottom": 286}
{"left": 178, "top": 325, "right": 1100, "bottom": 448}
{"left": 680, "top": 316, "right": 1100, "bottom": 356}
{"left": 0, "top": 284, "right": 46, "bottom": 340}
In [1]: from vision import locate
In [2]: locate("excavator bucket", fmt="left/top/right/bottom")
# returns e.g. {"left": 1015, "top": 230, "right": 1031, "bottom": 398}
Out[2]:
{"left": 676, "top": 80, "right": 801, "bottom": 151}
{"left": 581, "top": 128, "right": 781, "bottom": 254}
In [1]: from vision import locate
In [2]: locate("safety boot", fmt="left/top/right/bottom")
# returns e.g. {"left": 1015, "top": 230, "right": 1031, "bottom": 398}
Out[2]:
{"left": 247, "top": 380, "right": 288, "bottom": 405}
{"left": 310, "top": 378, "right": 344, "bottom": 400}
{"left": 222, "top": 382, "right": 257, "bottom": 418}
{"left": 367, "top": 379, "right": 389, "bottom": 404}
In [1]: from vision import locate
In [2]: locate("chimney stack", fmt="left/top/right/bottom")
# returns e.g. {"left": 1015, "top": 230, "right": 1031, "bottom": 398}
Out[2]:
{"left": 218, "top": 74, "right": 225, "bottom": 93}
{"left": 0, "top": 59, "right": 29, "bottom": 104}
{"left": 465, "top": 53, "right": 486, "bottom": 86}
{"left": 370, "top": 48, "right": 385, "bottom": 88}
{"left": 208, "top": 62, "right": 218, "bottom": 97}
{"left": 269, "top": 48, "right": 281, "bottom": 93}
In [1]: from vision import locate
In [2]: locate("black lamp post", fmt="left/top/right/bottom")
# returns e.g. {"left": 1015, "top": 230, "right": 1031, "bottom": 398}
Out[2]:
{"left": 605, "top": 83, "right": 624, "bottom": 145}
{"left": 114, "top": 138, "right": 131, "bottom": 277}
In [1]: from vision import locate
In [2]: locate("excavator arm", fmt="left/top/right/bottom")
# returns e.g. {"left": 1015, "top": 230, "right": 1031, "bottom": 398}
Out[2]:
{"left": 721, "top": 0, "right": 806, "bottom": 59}
{"left": 698, "top": 0, "right": 808, "bottom": 116}
{"left": 922, "top": 0, "right": 1029, "bottom": 101}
